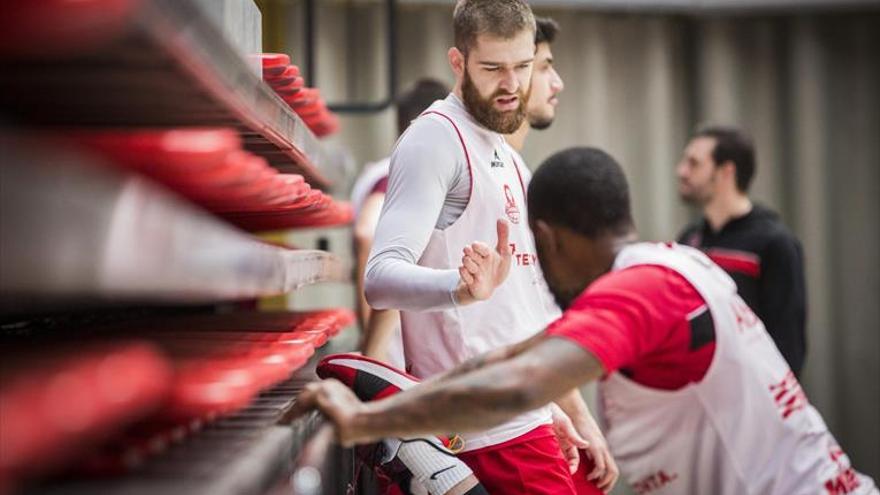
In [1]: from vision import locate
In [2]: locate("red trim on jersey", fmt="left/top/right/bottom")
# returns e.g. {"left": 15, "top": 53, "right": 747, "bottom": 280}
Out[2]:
{"left": 545, "top": 265, "right": 715, "bottom": 390}
{"left": 421, "top": 110, "right": 474, "bottom": 209}
{"left": 706, "top": 248, "right": 761, "bottom": 278}
{"left": 510, "top": 154, "right": 527, "bottom": 197}
{"left": 370, "top": 176, "right": 389, "bottom": 195}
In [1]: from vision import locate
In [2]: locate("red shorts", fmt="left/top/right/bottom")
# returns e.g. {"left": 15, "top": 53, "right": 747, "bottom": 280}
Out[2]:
{"left": 458, "top": 425, "right": 602, "bottom": 495}
{"left": 572, "top": 450, "right": 602, "bottom": 495}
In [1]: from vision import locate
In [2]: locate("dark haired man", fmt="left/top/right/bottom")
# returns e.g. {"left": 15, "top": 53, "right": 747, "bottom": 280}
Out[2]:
{"left": 298, "top": 146, "right": 876, "bottom": 495}
{"left": 362, "top": 0, "right": 610, "bottom": 492}
{"left": 502, "top": 16, "right": 618, "bottom": 491}
{"left": 506, "top": 16, "right": 564, "bottom": 151}
{"left": 676, "top": 126, "right": 807, "bottom": 376}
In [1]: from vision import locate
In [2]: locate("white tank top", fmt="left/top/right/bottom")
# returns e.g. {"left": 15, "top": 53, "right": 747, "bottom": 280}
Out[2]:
{"left": 399, "top": 97, "right": 558, "bottom": 452}
{"left": 600, "top": 242, "right": 876, "bottom": 495}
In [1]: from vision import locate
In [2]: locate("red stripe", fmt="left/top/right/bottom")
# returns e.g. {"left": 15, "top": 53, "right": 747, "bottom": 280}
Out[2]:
{"left": 510, "top": 154, "right": 527, "bottom": 197}
{"left": 706, "top": 248, "right": 761, "bottom": 277}
{"left": 421, "top": 110, "right": 473, "bottom": 209}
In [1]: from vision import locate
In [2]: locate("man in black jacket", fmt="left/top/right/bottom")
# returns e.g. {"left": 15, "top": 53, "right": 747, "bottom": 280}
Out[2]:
{"left": 676, "top": 125, "right": 807, "bottom": 376}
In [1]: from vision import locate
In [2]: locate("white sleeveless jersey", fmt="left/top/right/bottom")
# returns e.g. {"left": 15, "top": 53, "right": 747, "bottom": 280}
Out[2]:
{"left": 350, "top": 157, "right": 390, "bottom": 217}
{"left": 399, "top": 97, "right": 559, "bottom": 451}
{"left": 600, "top": 242, "right": 876, "bottom": 495}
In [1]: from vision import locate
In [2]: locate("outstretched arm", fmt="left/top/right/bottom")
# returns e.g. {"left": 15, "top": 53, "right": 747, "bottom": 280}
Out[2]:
{"left": 292, "top": 334, "right": 605, "bottom": 446}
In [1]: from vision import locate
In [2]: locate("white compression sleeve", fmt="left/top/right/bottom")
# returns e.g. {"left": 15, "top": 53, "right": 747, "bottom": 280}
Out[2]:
{"left": 364, "top": 115, "right": 470, "bottom": 312}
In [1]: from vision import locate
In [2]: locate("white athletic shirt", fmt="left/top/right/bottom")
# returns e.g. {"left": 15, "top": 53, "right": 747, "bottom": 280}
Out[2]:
{"left": 365, "top": 95, "right": 521, "bottom": 312}
{"left": 599, "top": 242, "right": 877, "bottom": 495}
{"left": 367, "top": 94, "right": 560, "bottom": 451}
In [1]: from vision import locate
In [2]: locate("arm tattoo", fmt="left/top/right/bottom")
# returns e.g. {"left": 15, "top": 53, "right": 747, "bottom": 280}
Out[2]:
{"left": 425, "top": 333, "right": 544, "bottom": 384}
{"left": 354, "top": 337, "right": 604, "bottom": 443}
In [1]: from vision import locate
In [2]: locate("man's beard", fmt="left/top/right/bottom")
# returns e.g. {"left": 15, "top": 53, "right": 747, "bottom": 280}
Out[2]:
{"left": 679, "top": 192, "right": 703, "bottom": 206}
{"left": 679, "top": 180, "right": 714, "bottom": 206}
{"left": 681, "top": 169, "right": 719, "bottom": 206}
{"left": 678, "top": 188, "right": 698, "bottom": 205}
{"left": 529, "top": 114, "right": 554, "bottom": 130}
{"left": 462, "top": 68, "right": 529, "bottom": 134}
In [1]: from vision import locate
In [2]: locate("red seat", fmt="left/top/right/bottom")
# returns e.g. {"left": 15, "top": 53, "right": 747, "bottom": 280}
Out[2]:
{"left": 270, "top": 76, "right": 306, "bottom": 96}
{"left": 264, "top": 65, "right": 301, "bottom": 86}
{"left": 0, "top": 343, "right": 172, "bottom": 483}
{"left": 0, "top": 0, "right": 139, "bottom": 56}
{"left": 259, "top": 53, "right": 290, "bottom": 77}
{"left": 223, "top": 200, "right": 353, "bottom": 231}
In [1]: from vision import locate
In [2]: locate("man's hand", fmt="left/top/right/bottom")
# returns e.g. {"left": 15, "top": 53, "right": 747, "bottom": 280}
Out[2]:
{"left": 456, "top": 219, "right": 512, "bottom": 304}
{"left": 550, "top": 404, "right": 590, "bottom": 474}
{"left": 573, "top": 416, "right": 619, "bottom": 493}
{"left": 554, "top": 389, "right": 620, "bottom": 493}
{"left": 289, "top": 379, "right": 368, "bottom": 446}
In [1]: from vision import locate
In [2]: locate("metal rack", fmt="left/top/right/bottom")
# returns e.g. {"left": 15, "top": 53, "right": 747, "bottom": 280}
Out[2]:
{"left": 0, "top": 0, "right": 329, "bottom": 187}
{"left": 0, "top": 136, "right": 343, "bottom": 312}
{"left": 0, "top": 1, "right": 353, "bottom": 492}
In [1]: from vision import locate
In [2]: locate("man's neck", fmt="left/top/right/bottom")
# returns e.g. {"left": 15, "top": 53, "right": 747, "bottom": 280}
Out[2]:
{"left": 703, "top": 192, "right": 753, "bottom": 232}
{"left": 505, "top": 120, "right": 529, "bottom": 151}
{"left": 585, "top": 230, "right": 638, "bottom": 284}
{"left": 453, "top": 85, "right": 463, "bottom": 102}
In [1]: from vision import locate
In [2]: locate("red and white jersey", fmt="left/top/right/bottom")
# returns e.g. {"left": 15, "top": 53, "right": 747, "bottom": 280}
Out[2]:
{"left": 400, "top": 97, "right": 559, "bottom": 452}
{"left": 350, "top": 157, "right": 390, "bottom": 217}
{"left": 599, "top": 242, "right": 876, "bottom": 495}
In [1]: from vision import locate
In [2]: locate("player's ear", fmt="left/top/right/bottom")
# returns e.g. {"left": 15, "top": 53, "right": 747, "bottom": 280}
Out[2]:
{"left": 448, "top": 47, "right": 465, "bottom": 78}
{"left": 719, "top": 160, "right": 737, "bottom": 184}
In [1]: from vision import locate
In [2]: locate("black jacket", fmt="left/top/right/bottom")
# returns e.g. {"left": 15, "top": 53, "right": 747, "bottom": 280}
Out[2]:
{"left": 678, "top": 204, "right": 807, "bottom": 376}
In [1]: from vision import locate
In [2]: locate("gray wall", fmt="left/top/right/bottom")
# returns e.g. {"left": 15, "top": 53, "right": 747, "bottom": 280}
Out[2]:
{"left": 268, "top": 1, "right": 880, "bottom": 481}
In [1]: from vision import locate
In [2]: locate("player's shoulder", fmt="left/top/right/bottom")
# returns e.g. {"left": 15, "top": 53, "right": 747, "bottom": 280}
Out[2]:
{"left": 391, "top": 114, "right": 468, "bottom": 174}
{"left": 746, "top": 205, "right": 802, "bottom": 254}
{"left": 399, "top": 112, "right": 462, "bottom": 147}
{"left": 602, "top": 264, "right": 683, "bottom": 291}
{"left": 570, "top": 264, "right": 691, "bottom": 312}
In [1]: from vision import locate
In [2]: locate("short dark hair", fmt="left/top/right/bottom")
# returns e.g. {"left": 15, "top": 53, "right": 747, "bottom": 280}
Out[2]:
{"left": 694, "top": 125, "right": 756, "bottom": 193}
{"left": 535, "top": 16, "right": 560, "bottom": 44}
{"left": 528, "top": 147, "right": 634, "bottom": 238}
{"left": 396, "top": 78, "right": 450, "bottom": 135}
{"left": 453, "top": 0, "right": 536, "bottom": 56}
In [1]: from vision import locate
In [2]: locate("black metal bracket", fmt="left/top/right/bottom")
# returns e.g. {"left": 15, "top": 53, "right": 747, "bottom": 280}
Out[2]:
{"left": 304, "top": 0, "right": 399, "bottom": 114}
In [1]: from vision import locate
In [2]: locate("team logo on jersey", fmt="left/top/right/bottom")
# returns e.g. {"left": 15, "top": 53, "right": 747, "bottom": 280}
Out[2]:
{"left": 633, "top": 470, "right": 679, "bottom": 495}
{"left": 768, "top": 371, "right": 807, "bottom": 420}
{"left": 503, "top": 184, "right": 520, "bottom": 224}
{"left": 490, "top": 150, "right": 505, "bottom": 168}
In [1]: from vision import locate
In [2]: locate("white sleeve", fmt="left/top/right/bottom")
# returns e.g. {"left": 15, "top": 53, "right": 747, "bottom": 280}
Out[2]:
{"left": 364, "top": 118, "right": 466, "bottom": 312}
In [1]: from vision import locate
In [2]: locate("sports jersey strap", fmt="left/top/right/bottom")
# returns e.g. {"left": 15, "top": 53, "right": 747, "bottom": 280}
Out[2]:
{"left": 510, "top": 154, "right": 527, "bottom": 197}
{"left": 421, "top": 110, "right": 474, "bottom": 204}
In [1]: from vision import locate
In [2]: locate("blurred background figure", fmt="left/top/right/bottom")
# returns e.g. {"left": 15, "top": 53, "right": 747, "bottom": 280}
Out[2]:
{"left": 350, "top": 78, "right": 450, "bottom": 367}
{"left": 676, "top": 125, "right": 806, "bottom": 376}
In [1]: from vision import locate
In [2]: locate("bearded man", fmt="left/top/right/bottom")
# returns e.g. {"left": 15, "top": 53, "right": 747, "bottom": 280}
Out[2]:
{"left": 361, "top": 1, "right": 612, "bottom": 493}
